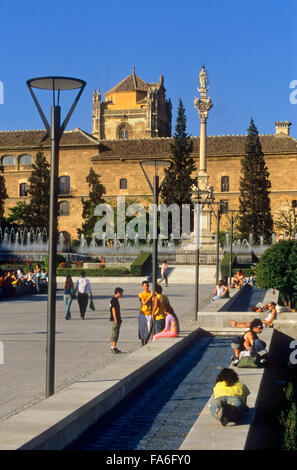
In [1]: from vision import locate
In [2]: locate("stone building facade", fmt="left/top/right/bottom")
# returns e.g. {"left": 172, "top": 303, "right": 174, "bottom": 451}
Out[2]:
{"left": 1, "top": 71, "right": 297, "bottom": 240}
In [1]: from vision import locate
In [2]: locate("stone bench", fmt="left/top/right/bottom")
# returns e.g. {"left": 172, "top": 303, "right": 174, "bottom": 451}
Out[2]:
{"left": 180, "top": 327, "right": 274, "bottom": 450}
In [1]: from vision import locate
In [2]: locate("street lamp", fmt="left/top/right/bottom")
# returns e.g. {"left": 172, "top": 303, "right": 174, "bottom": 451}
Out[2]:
{"left": 139, "top": 160, "right": 168, "bottom": 291}
{"left": 27, "top": 76, "right": 86, "bottom": 398}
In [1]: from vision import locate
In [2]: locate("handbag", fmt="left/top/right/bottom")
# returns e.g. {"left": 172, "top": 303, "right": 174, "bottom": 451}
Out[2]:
{"left": 237, "top": 355, "right": 259, "bottom": 368}
{"left": 89, "top": 298, "right": 95, "bottom": 311}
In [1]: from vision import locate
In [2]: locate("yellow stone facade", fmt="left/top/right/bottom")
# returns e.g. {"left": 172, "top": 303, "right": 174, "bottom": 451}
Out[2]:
{"left": 1, "top": 72, "right": 297, "bottom": 241}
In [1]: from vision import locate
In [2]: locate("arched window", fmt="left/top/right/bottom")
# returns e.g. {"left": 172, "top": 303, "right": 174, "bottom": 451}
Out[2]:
{"left": 19, "top": 183, "right": 29, "bottom": 197}
{"left": 120, "top": 178, "right": 127, "bottom": 189}
{"left": 221, "top": 176, "right": 229, "bottom": 192}
{"left": 19, "top": 154, "right": 33, "bottom": 165}
{"left": 59, "top": 176, "right": 71, "bottom": 195}
{"left": 2, "top": 155, "right": 16, "bottom": 166}
{"left": 59, "top": 201, "right": 70, "bottom": 216}
{"left": 118, "top": 125, "right": 129, "bottom": 140}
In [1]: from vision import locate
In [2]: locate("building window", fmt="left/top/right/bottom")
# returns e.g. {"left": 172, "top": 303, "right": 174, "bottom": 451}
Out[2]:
{"left": 120, "top": 178, "right": 127, "bottom": 189}
{"left": 2, "top": 155, "right": 16, "bottom": 166}
{"left": 221, "top": 176, "right": 229, "bottom": 192}
{"left": 59, "top": 201, "right": 70, "bottom": 216}
{"left": 19, "top": 154, "right": 33, "bottom": 165}
{"left": 19, "top": 183, "right": 29, "bottom": 197}
{"left": 59, "top": 176, "right": 71, "bottom": 195}
{"left": 118, "top": 126, "right": 129, "bottom": 140}
{"left": 220, "top": 200, "right": 229, "bottom": 214}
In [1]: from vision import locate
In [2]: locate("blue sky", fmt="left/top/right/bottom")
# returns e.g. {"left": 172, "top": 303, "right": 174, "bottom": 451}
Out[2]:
{"left": 0, "top": 0, "right": 296, "bottom": 137}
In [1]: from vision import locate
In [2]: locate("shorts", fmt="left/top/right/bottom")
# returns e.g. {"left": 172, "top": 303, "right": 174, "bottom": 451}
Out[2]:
{"left": 138, "top": 313, "right": 153, "bottom": 340}
{"left": 110, "top": 321, "right": 122, "bottom": 343}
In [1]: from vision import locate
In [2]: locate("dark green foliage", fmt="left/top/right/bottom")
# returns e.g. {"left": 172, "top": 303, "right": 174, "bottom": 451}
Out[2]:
{"left": 79, "top": 167, "right": 106, "bottom": 239}
{"left": 130, "top": 252, "right": 152, "bottom": 276}
{"left": 220, "top": 253, "right": 237, "bottom": 279}
{"left": 238, "top": 119, "right": 273, "bottom": 244}
{"left": 278, "top": 365, "right": 297, "bottom": 450}
{"left": 0, "top": 164, "right": 8, "bottom": 221}
{"left": 44, "top": 254, "right": 66, "bottom": 268}
{"left": 27, "top": 151, "right": 50, "bottom": 231}
{"left": 256, "top": 240, "right": 297, "bottom": 307}
{"left": 160, "top": 99, "right": 196, "bottom": 231}
{"left": 56, "top": 267, "right": 130, "bottom": 277}
{"left": 6, "top": 201, "right": 31, "bottom": 226}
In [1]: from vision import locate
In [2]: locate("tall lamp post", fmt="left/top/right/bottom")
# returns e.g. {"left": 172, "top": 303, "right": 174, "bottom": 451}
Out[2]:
{"left": 139, "top": 160, "right": 168, "bottom": 291}
{"left": 27, "top": 77, "right": 86, "bottom": 397}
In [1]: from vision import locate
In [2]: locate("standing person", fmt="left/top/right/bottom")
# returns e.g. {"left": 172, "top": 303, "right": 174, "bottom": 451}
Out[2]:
{"left": 159, "top": 260, "right": 169, "bottom": 287}
{"left": 75, "top": 271, "right": 93, "bottom": 320}
{"left": 110, "top": 287, "right": 124, "bottom": 354}
{"left": 151, "top": 284, "right": 168, "bottom": 335}
{"left": 138, "top": 281, "right": 154, "bottom": 346}
{"left": 64, "top": 274, "right": 74, "bottom": 320}
{"left": 34, "top": 264, "right": 41, "bottom": 293}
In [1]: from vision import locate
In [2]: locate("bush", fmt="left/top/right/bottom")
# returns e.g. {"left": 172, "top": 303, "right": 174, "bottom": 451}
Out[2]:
{"left": 220, "top": 253, "right": 237, "bottom": 280}
{"left": 130, "top": 251, "right": 152, "bottom": 276}
{"left": 56, "top": 267, "right": 130, "bottom": 277}
{"left": 44, "top": 254, "right": 66, "bottom": 268}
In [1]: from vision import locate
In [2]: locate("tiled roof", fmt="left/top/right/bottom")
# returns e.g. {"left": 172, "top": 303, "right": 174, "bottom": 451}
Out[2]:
{"left": 105, "top": 72, "right": 150, "bottom": 95}
{"left": 0, "top": 128, "right": 98, "bottom": 148}
{"left": 94, "top": 134, "right": 297, "bottom": 159}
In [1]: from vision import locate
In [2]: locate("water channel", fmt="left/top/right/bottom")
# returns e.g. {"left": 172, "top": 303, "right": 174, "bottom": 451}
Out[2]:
{"left": 68, "top": 286, "right": 267, "bottom": 450}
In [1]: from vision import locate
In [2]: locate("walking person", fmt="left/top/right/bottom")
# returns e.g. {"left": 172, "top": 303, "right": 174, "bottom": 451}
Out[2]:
{"left": 138, "top": 280, "right": 154, "bottom": 346}
{"left": 110, "top": 287, "right": 124, "bottom": 354}
{"left": 75, "top": 271, "right": 93, "bottom": 319}
{"left": 159, "top": 260, "right": 169, "bottom": 287}
{"left": 64, "top": 274, "right": 74, "bottom": 320}
{"left": 34, "top": 264, "right": 41, "bottom": 294}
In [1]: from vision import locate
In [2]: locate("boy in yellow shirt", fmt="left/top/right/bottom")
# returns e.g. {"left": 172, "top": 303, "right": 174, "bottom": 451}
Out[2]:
{"left": 138, "top": 281, "right": 154, "bottom": 346}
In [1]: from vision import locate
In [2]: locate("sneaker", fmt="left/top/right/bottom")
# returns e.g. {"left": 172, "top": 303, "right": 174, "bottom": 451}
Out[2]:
{"left": 114, "top": 348, "right": 121, "bottom": 354}
{"left": 110, "top": 348, "right": 118, "bottom": 354}
{"left": 232, "top": 358, "right": 239, "bottom": 366}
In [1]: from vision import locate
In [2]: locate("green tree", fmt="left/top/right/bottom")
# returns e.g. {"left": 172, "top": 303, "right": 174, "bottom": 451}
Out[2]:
{"left": 238, "top": 118, "right": 273, "bottom": 243}
{"left": 160, "top": 99, "right": 196, "bottom": 232}
{"left": 0, "top": 164, "right": 8, "bottom": 222}
{"left": 27, "top": 150, "right": 50, "bottom": 231}
{"left": 274, "top": 200, "right": 297, "bottom": 239}
{"left": 7, "top": 201, "right": 31, "bottom": 227}
{"left": 79, "top": 167, "right": 106, "bottom": 239}
{"left": 256, "top": 240, "right": 297, "bottom": 307}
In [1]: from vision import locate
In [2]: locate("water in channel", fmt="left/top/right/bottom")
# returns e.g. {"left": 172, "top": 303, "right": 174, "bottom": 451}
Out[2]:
{"left": 68, "top": 335, "right": 233, "bottom": 450}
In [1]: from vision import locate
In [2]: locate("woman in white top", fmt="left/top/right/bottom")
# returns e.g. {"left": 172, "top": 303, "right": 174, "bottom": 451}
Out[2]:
{"left": 212, "top": 280, "right": 229, "bottom": 301}
{"left": 74, "top": 271, "right": 93, "bottom": 319}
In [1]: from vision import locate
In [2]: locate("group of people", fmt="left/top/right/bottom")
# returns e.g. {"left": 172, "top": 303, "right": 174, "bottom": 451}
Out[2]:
{"left": 210, "top": 302, "right": 278, "bottom": 426}
{"left": 0, "top": 264, "right": 48, "bottom": 297}
{"left": 62, "top": 272, "right": 179, "bottom": 355}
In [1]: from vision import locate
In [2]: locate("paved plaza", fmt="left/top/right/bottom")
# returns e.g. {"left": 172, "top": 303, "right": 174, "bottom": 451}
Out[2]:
{"left": 0, "top": 280, "right": 214, "bottom": 422}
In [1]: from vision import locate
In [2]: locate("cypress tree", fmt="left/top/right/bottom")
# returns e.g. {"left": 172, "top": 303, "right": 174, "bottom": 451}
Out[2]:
{"left": 0, "top": 164, "right": 8, "bottom": 222}
{"left": 79, "top": 167, "right": 106, "bottom": 239}
{"left": 238, "top": 118, "right": 273, "bottom": 243}
{"left": 27, "top": 150, "right": 50, "bottom": 231}
{"left": 160, "top": 99, "right": 196, "bottom": 231}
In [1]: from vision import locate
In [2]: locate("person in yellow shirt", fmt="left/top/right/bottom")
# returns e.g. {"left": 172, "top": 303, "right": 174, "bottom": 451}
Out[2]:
{"left": 210, "top": 368, "right": 250, "bottom": 426}
{"left": 138, "top": 281, "right": 154, "bottom": 346}
{"left": 151, "top": 284, "right": 169, "bottom": 335}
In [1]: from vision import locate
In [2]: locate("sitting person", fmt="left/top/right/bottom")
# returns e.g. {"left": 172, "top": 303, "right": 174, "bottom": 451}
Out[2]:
{"left": 152, "top": 304, "right": 180, "bottom": 342}
{"left": 230, "top": 318, "right": 268, "bottom": 366}
{"left": 230, "top": 271, "right": 244, "bottom": 289}
{"left": 231, "top": 302, "right": 276, "bottom": 328}
{"left": 212, "top": 279, "right": 229, "bottom": 301}
{"left": 210, "top": 368, "right": 250, "bottom": 426}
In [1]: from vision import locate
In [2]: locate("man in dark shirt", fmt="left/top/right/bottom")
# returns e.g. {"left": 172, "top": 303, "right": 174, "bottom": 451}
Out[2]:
{"left": 110, "top": 287, "right": 124, "bottom": 354}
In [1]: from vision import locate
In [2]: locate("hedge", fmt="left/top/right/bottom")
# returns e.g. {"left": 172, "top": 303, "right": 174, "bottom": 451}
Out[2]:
{"left": 56, "top": 267, "right": 130, "bottom": 277}
{"left": 130, "top": 251, "right": 152, "bottom": 276}
{"left": 220, "top": 253, "right": 237, "bottom": 280}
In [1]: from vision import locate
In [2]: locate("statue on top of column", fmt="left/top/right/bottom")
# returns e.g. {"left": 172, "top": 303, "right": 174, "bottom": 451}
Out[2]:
{"left": 199, "top": 65, "right": 207, "bottom": 90}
